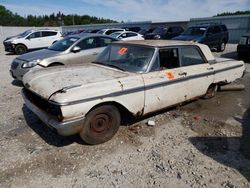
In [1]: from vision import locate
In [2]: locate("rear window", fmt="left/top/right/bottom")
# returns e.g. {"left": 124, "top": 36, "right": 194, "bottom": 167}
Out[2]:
{"left": 181, "top": 47, "right": 205, "bottom": 66}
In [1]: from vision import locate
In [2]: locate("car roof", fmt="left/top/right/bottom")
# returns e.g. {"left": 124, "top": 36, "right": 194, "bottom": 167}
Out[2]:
{"left": 114, "top": 40, "right": 215, "bottom": 62}
{"left": 193, "top": 23, "right": 225, "bottom": 28}
{"left": 66, "top": 33, "right": 118, "bottom": 40}
{"left": 114, "top": 40, "right": 201, "bottom": 47}
{"left": 36, "top": 29, "right": 59, "bottom": 32}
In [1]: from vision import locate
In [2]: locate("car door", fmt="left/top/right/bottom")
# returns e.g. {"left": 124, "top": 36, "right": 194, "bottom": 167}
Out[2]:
{"left": 178, "top": 46, "right": 214, "bottom": 99}
{"left": 25, "top": 31, "right": 43, "bottom": 49}
{"left": 41, "top": 31, "right": 58, "bottom": 47}
{"left": 67, "top": 37, "right": 99, "bottom": 64}
{"left": 204, "top": 26, "right": 217, "bottom": 48}
{"left": 142, "top": 48, "right": 190, "bottom": 114}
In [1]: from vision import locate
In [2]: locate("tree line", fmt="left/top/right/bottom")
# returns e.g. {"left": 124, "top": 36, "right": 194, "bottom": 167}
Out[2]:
{"left": 215, "top": 10, "right": 250, "bottom": 17}
{"left": 0, "top": 5, "right": 117, "bottom": 26}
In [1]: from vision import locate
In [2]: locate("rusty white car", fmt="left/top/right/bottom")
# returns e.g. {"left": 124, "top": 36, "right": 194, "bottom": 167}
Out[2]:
{"left": 22, "top": 40, "right": 245, "bottom": 144}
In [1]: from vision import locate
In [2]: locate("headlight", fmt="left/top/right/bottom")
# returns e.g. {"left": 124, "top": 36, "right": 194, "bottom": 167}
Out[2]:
{"left": 154, "top": 35, "right": 161, "bottom": 39}
{"left": 22, "top": 59, "right": 41, "bottom": 68}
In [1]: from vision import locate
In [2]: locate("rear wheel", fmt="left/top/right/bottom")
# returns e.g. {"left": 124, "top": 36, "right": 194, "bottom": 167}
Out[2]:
{"left": 203, "top": 84, "right": 217, "bottom": 99}
{"left": 15, "top": 44, "right": 27, "bottom": 55}
{"left": 80, "top": 105, "right": 121, "bottom": 145}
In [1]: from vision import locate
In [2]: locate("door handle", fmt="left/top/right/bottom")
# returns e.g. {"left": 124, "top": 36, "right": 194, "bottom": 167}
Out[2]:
{"left": 207, "top": 67, "right": 214, "bottom": 70}
{"left": 178, "top": 72, "right": 187, "bottom": 76}
{"left": 92, "top": 52, "right": 98, "bottom": 55}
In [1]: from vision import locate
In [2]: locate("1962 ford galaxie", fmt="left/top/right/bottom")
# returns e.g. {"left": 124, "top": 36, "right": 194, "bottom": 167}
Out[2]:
{"left": 22, "top": 40, "right": 245, "bottom": 144}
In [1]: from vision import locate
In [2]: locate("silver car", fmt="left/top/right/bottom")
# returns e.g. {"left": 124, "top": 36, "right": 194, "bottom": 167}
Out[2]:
{"left": 10, "top": 34, "right": 118, "bottom": 81}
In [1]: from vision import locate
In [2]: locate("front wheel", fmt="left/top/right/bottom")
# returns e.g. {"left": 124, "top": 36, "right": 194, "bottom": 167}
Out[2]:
{"left": 15, "top": 44, "right": 27, "bottom": 55}
{"left": 80, "top": 105, "right": 121, "bottom": 145}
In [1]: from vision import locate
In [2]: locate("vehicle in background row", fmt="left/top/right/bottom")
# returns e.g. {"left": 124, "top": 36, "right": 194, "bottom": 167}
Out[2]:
{"left": 82, "top": 29, "right": 100, "bottom": 34}
{"left": 173, "top": 24, "right": 228, "bottom": 52}
{"left": 3, "top": 29, "right": 63, "bottom": 55}
{"left": 97, "top": 28, "right": 126, "bottom": 35}
{"left": 122, "top": 27, "right": 141, "bottom": 32}
{"left": 10, "top": 34, "right": 118, "bottom": 81}
{"left": 138, "top": 27, "right": 156, "bottom": 36}
{"left": 144, "top": 26, "right": 184, "bottom": 40}
{"left": 237, "top": 33, "right": 250, "bottom": 60}
{"left": 22, "top": 40, "right": 245, "bottom": 145}
{"left": 110, "top": 31, "right": 144, "bottom": 41}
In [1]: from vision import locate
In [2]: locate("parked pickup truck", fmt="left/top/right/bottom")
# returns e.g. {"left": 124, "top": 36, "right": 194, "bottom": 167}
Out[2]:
{"left": 22, "top": 40, "right": 245, "bottom": 145}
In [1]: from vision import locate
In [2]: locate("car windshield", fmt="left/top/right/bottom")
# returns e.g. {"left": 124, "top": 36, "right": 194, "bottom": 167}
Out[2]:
{"left": 110, "top": 32, "right": 122, "bottom": 38}
{"left": 183, "top": 27, "right": 207, "bottom": 36}
{"left": 152, "top": 28, "right": 166, "bottom": 34}
{"left": 18, "top": 30, "right": 32, "bottom": 38}
{"left": 48, "top": 37, "right": 79, "bottom": 51}
{"left": 94, "top": 44, "right": 155, "bottom": 73}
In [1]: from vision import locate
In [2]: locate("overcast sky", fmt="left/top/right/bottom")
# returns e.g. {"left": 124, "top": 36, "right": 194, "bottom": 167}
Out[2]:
{"left": 2, "top": 0, "right": 250, "bottom": 22}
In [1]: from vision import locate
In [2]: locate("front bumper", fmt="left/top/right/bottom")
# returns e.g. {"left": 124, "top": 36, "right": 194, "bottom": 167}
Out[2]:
{"left": 3, "top": 42, "right": 15, "bottom": 52}
{"left": 22, "top": 91, "right": 85, "bottom": 136}
{"left": 10, "top": 59, "right": 30, "bottom": 81}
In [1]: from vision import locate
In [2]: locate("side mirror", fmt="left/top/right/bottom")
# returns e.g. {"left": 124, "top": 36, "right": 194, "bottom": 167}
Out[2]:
{"left": 72, "top": 46, "right": 81, "bottom": 53}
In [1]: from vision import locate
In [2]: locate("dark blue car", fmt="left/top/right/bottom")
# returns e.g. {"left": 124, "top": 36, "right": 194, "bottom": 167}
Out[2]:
{"left": 173, "top": 24, "right": 228, "bottom": 52}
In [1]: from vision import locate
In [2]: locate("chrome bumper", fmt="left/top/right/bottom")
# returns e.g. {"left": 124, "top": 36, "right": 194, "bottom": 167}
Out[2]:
{"left": 22, "top": 91, "right": 85, "bottom": 136}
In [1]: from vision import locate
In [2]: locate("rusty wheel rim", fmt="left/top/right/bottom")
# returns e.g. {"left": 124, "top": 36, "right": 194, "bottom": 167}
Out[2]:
{"left": 90, "top": 113, "right": 112, "bottom": 136}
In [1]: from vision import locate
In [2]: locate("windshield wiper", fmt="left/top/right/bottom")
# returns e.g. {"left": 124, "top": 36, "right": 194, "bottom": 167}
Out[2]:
{"left": 92, "top": 61, "right": 125, "bottom": 71}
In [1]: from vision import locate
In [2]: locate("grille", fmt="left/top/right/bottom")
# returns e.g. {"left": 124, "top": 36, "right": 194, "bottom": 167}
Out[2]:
{"left": 23, "top": 88, "right": 62, "bottom": 118}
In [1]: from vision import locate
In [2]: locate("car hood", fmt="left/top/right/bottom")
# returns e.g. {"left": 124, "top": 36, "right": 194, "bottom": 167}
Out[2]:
{"left": 18, "top": 49, "right": 61, "bottom": 62}
{"left": 23, "top": 64, "right": 129, "bottom": 101}
{"left": 173, "top": 35, "right": 203, "bottom": 41}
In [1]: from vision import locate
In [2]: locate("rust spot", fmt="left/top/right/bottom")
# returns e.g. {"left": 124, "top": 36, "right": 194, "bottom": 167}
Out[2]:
{"left": 135, "top": 108, "right": 144, "bottom": 118}
{"left": 118, "top": 80, "right": 124, "bottom": 90}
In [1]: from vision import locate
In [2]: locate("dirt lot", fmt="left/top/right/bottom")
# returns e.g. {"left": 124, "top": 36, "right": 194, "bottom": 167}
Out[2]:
{"left": 0, "top": 44, "right": 250, "bottom": 188}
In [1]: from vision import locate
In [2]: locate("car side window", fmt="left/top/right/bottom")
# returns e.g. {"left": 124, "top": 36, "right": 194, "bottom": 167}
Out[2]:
{"left": 28, "top": 32, "right": 41, "bottom": 39}
{"left": 42, "top": 31, "right": 57, "bottom": 37}
{"left": 106, "top": 30, "right": 122, "bottom": 35}
{"left": 120, "top": 33, "right": 128, "bottom": 38}
{"left": 159, "top": 48, "right": 180, "bottom": 69}
{"left": 76, "top": 37, "right": 97, "bottom": 50}
{"left": 214, "top": 26, "right": 221, "bottom": 34}
{"left": 207, "top": 26, "right": 214, "bottom": 34}
{"left": 97, "top": 37, "right": 113, "bottom": 47}
{"left": 181, "top": 47, "right": 205, "bottom": 66}
{"left": 167, "top": 28, "right": 173, "bottom": 33}
{"left": 127, "top": 33, "right": 137, "bottom": 37}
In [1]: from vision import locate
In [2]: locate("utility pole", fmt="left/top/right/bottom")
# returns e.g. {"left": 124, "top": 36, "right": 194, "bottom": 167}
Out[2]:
{"left": 72, "top": 15, "right": 75, "bottom": 25}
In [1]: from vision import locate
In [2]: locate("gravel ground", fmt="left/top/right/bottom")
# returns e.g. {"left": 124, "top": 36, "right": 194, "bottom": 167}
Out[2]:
{"left": 0, "top": 44, "right": 250, "bottom": 188}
